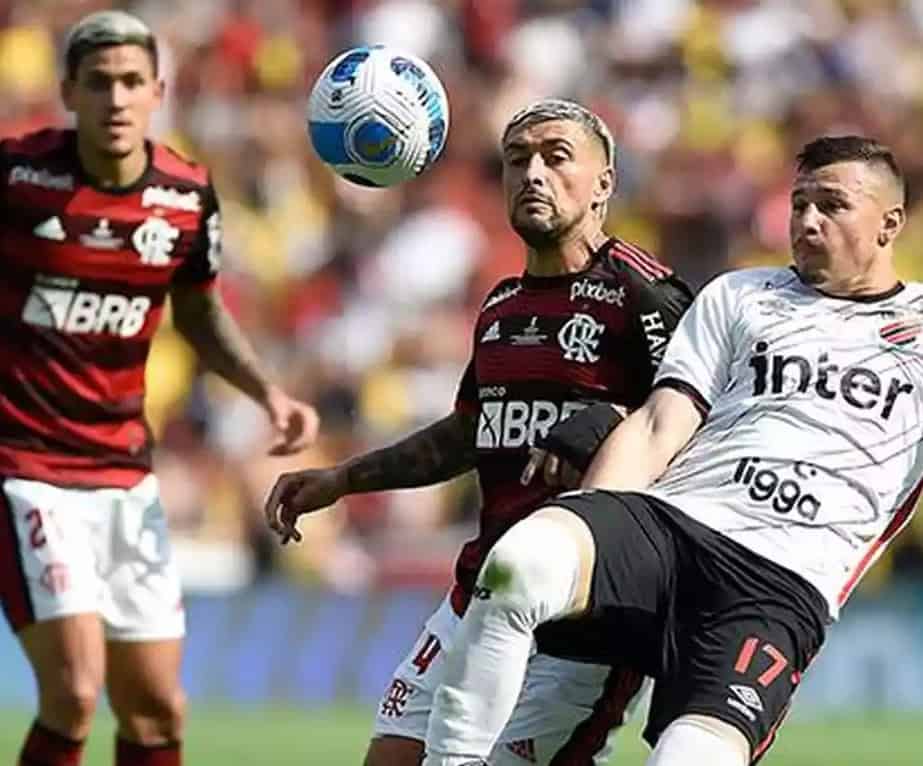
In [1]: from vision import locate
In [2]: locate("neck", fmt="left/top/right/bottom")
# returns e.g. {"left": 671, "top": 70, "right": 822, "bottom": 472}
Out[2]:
{"left": 76, "top": 136, "right": 148, "bottom": 189}
{"left": 525, "top": 228, "right": 608, "bottom": 277}
{"left": 808, "top": 253, "right": 901, "bottom": 298}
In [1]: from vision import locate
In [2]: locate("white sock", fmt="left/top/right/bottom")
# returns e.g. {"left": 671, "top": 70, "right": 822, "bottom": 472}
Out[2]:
{"left": 646, "top": 715, "right": 750, "bottom": 766}
{"left": 422, "top": 516, "right": 582, "bottom": 766}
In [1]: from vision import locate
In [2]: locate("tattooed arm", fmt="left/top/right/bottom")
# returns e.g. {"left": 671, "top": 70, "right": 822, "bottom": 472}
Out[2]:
{"left": 264, "top": 411, "right": 477, "bottom": 543}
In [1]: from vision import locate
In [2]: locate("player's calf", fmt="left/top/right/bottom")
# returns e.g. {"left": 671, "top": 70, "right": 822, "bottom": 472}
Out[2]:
{"left": 364, "top": 734, "right": 424, "bottom": 766}
{"left": 646, "top": 715, "right": 750, "bottom": 766}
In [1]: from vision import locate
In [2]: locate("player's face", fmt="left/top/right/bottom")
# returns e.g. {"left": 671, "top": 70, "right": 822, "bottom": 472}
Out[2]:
{"left": 62, "top": 45, "right": 162, "bottom": 160}
{"left": 502, "top": 120, "right": 610, "bottom": 247}
{"left": 790, "top": 161, "right": 901, "bottom": 286}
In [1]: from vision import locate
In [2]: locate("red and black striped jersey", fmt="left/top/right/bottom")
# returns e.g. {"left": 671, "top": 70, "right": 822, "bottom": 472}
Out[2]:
{"left": 451, "top": 238, "right": 693, "bottom": 602}
{"left": 0, "top": 128, "right": 221, "bottom": 489}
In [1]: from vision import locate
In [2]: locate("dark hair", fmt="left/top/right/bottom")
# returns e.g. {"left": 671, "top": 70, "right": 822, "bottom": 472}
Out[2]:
{"left": 65, "top": 11, "right": 158, "bottom": 80}
{"left": 796, "top": 136, "right": 906, "bottom": 205}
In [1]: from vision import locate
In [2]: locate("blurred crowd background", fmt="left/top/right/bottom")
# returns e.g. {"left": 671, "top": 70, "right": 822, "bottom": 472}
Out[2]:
{"left": 2, "top": 0, "right": 923, "bottom": 595}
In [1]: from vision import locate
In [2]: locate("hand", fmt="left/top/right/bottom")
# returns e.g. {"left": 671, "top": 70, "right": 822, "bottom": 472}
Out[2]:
{"left": 262, "top": 385, "right": 320, "bottom": 456}
{"left": 520, "top": 447, "right": 582, "bottom": 489}
{"left": 263, "top": 466, "right": 347, "bottom": 544}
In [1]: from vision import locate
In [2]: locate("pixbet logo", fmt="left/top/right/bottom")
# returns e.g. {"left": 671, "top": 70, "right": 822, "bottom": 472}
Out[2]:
{"left": 570, "top": 279, "right": 625, "bottom": 306}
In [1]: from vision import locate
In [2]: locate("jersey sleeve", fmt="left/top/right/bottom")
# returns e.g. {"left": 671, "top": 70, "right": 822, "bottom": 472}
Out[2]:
{"left": 618, "top": 271, "right": 695, "bottom": 404}
{"left": 653, "top": 273, "right": 737, "bottom": 416}
{"left": 171, "top": 179, "right": 221, "bottom": 289}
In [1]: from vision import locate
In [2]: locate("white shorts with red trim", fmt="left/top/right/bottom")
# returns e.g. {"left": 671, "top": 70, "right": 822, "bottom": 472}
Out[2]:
{"left": 0, "top": 474, "right": 185, "bottom": 641}
{"left": 373, "top": 594, "right": 648, "bottom": 765}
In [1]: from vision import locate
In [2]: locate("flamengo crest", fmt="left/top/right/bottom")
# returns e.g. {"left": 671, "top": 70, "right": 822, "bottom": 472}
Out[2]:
{"left": 558, "top": 313, "right": 605, "bottom": 363}
{"left": 133, "top": 216, "right": 179, "bottom": 266}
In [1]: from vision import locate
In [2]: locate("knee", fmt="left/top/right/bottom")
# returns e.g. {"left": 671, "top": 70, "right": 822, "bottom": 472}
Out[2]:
{"left": 40, "top": 676, "right": 101, "bottom": 732}
{"left": 115, "top": 686, "right": 186, "bottom": 743}
{"left": 479, "top": 513, "right": 582, "bottom": 621}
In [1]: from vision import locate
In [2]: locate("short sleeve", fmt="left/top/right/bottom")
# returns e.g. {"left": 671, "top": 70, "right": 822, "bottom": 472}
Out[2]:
{"left": 654, "top": 273, "right": 737, "bottom": 415}
{"left": 171, "top": 180, "right": 221, "bottom": 288}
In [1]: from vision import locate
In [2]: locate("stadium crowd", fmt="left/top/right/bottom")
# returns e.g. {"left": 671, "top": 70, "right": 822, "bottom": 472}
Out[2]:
{"left": 4, "top": 0, "right": 922, "bottom": 591}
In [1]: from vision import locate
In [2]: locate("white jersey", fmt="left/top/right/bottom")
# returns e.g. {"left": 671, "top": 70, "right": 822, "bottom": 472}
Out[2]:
{"left": 646, "top": 267, "right": 923, "bottom": 619}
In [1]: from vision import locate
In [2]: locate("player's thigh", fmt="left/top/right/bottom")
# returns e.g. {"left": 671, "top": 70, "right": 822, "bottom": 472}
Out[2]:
{"left": 99, "top": 475, "right": 185, "bottom": 643}
{"left": 497, "top": 654, "right": 648, "bottom": 766}
{"left": 646, "top": 611, "right": 823, "bottom": 763}
{"left": 369, "top": 595, "right": 459, "bottom": 749}
{"left": 0, "top": 477, "right": 104, "bottom": 633}
{"left": 534, "top": 490, "right": 677, "bottom": 672}
{"left": 18, "top": 613, "right": 106, "bottom": 704}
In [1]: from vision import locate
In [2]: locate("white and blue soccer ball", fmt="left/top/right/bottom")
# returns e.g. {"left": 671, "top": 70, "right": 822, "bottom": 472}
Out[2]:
{"left": 307, "top": 46, "right": 449, "bottom": 188}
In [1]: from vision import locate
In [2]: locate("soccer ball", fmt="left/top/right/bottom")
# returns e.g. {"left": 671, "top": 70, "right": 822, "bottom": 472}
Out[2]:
{"left": 307, "top": 45, "right": 449, "bottom": 188}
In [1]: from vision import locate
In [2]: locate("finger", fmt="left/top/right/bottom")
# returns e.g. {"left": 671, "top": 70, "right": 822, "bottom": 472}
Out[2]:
{"left": 520, "top": 448, "right": 545, "bottom": 485}
{"left": 262, "top": 478, "right": 288, "bottom": 532}
{"left": 543, "top": 453, "right": 561, "bottom": 487}
{"left": 560, "top": 460, "right": 582, "bottom": 489}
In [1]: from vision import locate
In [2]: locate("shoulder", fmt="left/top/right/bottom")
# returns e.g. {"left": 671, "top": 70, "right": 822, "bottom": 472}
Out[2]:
{"left": 603, "top": 237, "right": 674, "bottom": 284}
{"left": 1, "top": 127, "right": 71, "bottom": 163}
{"left": 150, "top": 142, "right": 210, "bottom": 188}
{"left": 700, "top": 267, "right": 795, "bottom": 298}
{"left": 479, "top": 276, "right": 522, "bottom": 312}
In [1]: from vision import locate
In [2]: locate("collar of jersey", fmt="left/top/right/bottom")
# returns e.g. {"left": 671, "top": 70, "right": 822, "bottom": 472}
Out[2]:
{"left": 520, "top": 238, "right": 611, "bottom": 289}
{"left": 789, "top": 266, "right": 905, "bottom": 303}
{"left": 66, "top": 129, "right": 154, "bottom": 196}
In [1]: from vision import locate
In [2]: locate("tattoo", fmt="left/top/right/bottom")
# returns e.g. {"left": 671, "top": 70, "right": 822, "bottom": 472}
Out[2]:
{"left": 169, "top": 285, "right": 272, "bottom": 403}
{"left": 345, "top": 412, "right": 477, "bottom": 492}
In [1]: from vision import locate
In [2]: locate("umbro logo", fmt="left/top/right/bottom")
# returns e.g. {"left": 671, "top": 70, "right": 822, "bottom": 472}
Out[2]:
{"left": 34, "top": 216, "right": 66, "bottom": 241}
{"left": 726, "top": 684, "right": 764, "bottom": 722}
{"left": 481, "top": 320, "right": 501, "bottom": 343}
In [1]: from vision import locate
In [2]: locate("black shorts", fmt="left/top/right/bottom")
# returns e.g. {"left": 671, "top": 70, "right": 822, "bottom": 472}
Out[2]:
{"left": 534, "top": 490, "right": 828, "bottom": 762}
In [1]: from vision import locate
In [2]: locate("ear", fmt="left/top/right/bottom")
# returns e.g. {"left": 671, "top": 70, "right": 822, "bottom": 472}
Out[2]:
{"left": 153, "top": 78, "right": 165, "bottom": 108}
{"left": 593, "top": 166, "right": 614, "bottom": 207}
{"left": 60, "top": 79, "right": 74, "bottom": 112}
{"left": 878, "top": 205, "right": 905, "bottom": 247}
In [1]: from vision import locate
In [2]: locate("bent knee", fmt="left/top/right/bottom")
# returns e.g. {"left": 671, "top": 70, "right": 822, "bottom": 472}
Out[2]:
{"left": 41, "top": 679, "right": 101, "bottom": 727}
{"left": 364, "top": 735, "right": 423, "bottom": 766}
{"left": 114, "top": 687, "right": 186, "bottom": 742}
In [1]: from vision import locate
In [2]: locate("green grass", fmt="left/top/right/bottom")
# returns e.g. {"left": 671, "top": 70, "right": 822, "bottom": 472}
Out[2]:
{"left": 1, "top": 706, "right": 920, "bottom": 764}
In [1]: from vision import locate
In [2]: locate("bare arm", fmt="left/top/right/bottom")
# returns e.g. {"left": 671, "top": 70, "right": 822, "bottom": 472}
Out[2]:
{"left": 169, "top": 284, "right": 273, "bottom": 403}
{"left": 581, "top": 387, "right": 703, "bottom": 492}
{"left": 264, "top": 410, "right": 477, "bottom": 543}
{"left": 344, "top": 411, "right": 477, "bottom": 493}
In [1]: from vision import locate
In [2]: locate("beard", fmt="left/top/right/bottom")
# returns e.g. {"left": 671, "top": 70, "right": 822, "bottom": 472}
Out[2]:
{"left": 511, "top": 206, "right": 573, "bottom": 248}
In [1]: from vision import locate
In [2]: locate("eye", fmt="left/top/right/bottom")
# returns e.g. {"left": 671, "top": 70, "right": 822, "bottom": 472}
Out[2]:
{"left": 791, "top": 199, "right": 806, "bottom": 213}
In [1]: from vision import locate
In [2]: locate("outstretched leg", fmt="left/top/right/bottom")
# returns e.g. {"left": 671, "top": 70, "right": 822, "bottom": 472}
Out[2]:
{"left": 423, "top": 507, "right": 595, "bottom": 766}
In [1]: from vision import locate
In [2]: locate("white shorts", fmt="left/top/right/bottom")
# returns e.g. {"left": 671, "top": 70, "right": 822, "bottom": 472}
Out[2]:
{"left": 373, "top": 594, "right": 648, "bottom": 765}
{"left": 0, "top": 474, "right": 185, "bottom": 641}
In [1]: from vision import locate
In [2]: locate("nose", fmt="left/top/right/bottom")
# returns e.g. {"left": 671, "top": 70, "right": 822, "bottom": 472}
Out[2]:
{"left": 798, "top": 203, "right": 822, "bottom": 235}
{"left": 522, "top": 153, "right": 547, "bottom": 188}
{"left": 106, "top": 81, "right": 130, "bottom": 109}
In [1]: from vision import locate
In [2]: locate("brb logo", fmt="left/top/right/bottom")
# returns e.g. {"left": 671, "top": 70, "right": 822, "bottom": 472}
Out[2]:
{"left": 22, "top": 277, "right": 151, "bottom": 338}
{"left": 749, "top": 340, "right": 914, "bottom": 420}
{"left": 732, "top": 457, "right": 822, "bottom": 521}
{"left": 477, "top": 400, "right": 587, "bottom": 449}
